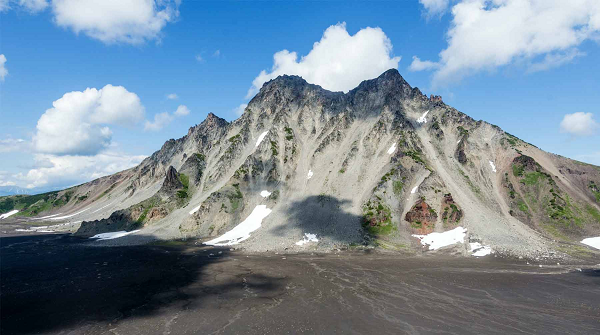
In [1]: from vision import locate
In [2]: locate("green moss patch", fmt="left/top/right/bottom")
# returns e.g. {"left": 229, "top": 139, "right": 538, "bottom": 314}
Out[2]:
{"left": 362, "top": 200, "right": 394, "bottom": 235}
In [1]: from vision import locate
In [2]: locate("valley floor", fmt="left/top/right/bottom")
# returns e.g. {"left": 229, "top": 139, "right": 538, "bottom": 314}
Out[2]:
{"left": 1, "top": 234, "right": 599, "bottom": 334}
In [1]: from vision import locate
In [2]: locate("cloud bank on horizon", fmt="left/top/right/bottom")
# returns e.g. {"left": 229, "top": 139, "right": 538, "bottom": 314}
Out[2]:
{"left": 246, "top": 22, "right": 401, "bottom": 98}
{"left": 412, "top": 0, "right": 600, "bottom": 86}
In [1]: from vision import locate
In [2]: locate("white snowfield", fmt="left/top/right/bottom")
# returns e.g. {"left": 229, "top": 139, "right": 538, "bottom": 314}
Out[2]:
{"left": 417, "top": 111, "right": 429, "bottom": 124}
{"left": 387, "top": 142, "right": 396, "bottom": 155}
{"left": 412, "top": 227, "right": 467, "bottom": 250}
{"left": 260, "top": 190, "right": 271, "bottom": 198}
{"left": 90, "top": 230, "right": 140, "bottom": 240}
{"left": 50, "top": 208, "right": 89, "bottom": 220}
{"left": 189, "top": 205, "right": 200, "bottom": 215}
{"left": 307, "top": 170, "right": 314, "bottom": 180}
{"left": 489, "top": 161, "right": 497, "bottom": 173}
{"left": 92, "top": 202, "right": 115, "bottom": 214}
{"left": 411, "top": 186, "right": 418, "bottom": 194}
{"left": 35, "top": 213, "right": 63, "bottom": 220}
{"left": 469, "top": 242, "right": 493, "bottom": 257}
{"left": 204, "top": 205, "right": 272, "bottom": 246}
{"left": 581, "top": 237, "right": 600, "bottom": 250}
{"left": 295, "top": 233, "right": 319, "bottom": 246}
{"left": 255, "top": 131, "right": 269, "bottom": 147}
{"left": 0, "top": 210, "right": 19, "bottom": 220}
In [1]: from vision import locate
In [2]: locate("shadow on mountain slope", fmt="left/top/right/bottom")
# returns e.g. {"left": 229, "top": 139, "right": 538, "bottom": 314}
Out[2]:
{"left": 0, "top": 235, "right": 283, "bottom": 335}
{"left": 271, "top": 195, "right": 365, "bottom": 245}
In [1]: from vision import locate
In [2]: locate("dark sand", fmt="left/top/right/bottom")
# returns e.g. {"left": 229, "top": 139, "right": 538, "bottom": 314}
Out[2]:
{"left": 1, "top": 234, "right": 599, "bottom": 334}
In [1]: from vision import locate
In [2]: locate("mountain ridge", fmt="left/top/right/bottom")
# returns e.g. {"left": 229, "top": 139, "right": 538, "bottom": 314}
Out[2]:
{"left": 2, "top": 69, "right": 599, "bottom": 260}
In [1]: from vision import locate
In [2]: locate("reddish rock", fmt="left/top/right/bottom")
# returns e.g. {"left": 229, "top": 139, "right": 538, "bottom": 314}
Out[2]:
{"left": 405, "top": 199, "right": 437, "bottom": 226}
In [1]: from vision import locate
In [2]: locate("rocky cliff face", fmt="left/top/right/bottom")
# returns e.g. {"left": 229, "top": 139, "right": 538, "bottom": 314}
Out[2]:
{"left": 7, "top": 69, "right": 599, "bottom": 259}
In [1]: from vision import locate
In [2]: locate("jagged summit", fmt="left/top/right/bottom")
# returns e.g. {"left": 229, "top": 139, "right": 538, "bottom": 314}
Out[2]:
{"left": 5, "top": 69, "right": 599, "bottom": 260}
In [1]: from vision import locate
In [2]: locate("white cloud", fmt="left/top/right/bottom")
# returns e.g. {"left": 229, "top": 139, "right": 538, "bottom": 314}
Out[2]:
{"left": 413, "top": 0, "right": 600, "bottom": 85}
{"left": 144, "top": 112, "right": 173, "bottom": 131}
{"left": 560, "top": 112, "right": 598, "bottom": 136}
{"left": 19, "top": 0, "right": 48, "bottom": 12}
{"left": 33, "top": 85, "right": 145, "bottom": 156}
{"left": 409, "top": 56, "right": 440, "bottom": 71}
{"left": 0, "top": 54, "right": 7, "bottom": 81}
{"left": 144, "top": 105, "right": 189, "bottom": 131}
{"left": 0, "top": 138, "right": 28, "bottom": 153}
{"left": 419, "top": 0, "right": 450, "bottom": 17}
{"left": 166, "top": 93, "right": 178, "bottom": 100}
{"left": 174, "top": 104, "right": 190, "bottom": 116}
{"left": 247, "top": 22, "right": 401, "bottom": 98}
{"left": 14, "top": 151, "right": 146, "bottom": 189}
{"left": 0, "top": 0, "right": 9, "bottom": 11}
{"left": 527, "top": 49, "right": 585, "bottom": 73}
{"left": 51, "top": 0, "right": 180, "bottom": 44}
{"left": 213, "top": 49, "right": 220, "bottom": 57}
{"left": 195, "top": 54, "right": 203, "bottom": 62}
{"left": 233, "top": 103, "right": 248, "bottom": 117}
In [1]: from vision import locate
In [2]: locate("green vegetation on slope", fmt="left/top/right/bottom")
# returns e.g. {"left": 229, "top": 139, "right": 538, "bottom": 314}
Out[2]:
{"left": 362, "top": 199, "right": 394, "bottom": 235}
{"left": 0, "top": 190, "right": 76, "bottom": 217}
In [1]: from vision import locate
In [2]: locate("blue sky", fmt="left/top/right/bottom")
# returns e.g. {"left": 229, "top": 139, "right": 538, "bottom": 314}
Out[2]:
{"left": 0, "top": 0, "right": 599, "bottom": 192}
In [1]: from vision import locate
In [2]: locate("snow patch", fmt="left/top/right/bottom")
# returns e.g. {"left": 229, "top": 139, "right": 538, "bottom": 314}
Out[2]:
{"left": 489, "top": 161, "right": 497, "bottom": 173}
{"left": 417, "top": 111, "right": 429, "bottom": 124}
{"left": 411, "top": 186, "right": 418, "bottom": 194}
{"left": 581, "top": 237, "right": 600, "bottom": 250}
{"left": 469, "top": 242, "right": 493, "bottom": 257}
{"left": 307, "top": 170, "right": 313, "bottom": 180}
{"left": 255, "top": 131, "right": 269, "bottom": 147}
{"left": 50, "top": 208, "right": 89, "bottom": 220}
{"left": 0, "top": 210, "right": 19, "bottom": 220}
{"left": 35, "top": 213, "right": 63, "bottom": 220}
{"left": 260, "top": 190, "right": 271, "bottom": 198}
{"left": 412, "top": 227, "right": 467, "bottom": 250}
{"left": 387, "top": 142, "right": 396, "bottom": 155}
{"left": 204, "top": 205, "right": 272, "bottom": 246}
{"left": 92, "top": 202, "right": 115, "bottom": 214}
{"left": 90, "top": 230, "right": 140, "bottom": 240}
{"left": 189, "top": 205, "right": 200, "bottom": 215}
{"left": 296, "top": 233, "right": 319, "bottom": 246}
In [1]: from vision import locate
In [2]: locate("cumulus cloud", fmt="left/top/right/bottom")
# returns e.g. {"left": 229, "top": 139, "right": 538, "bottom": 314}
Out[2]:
{"left": 0, "top": 0, "right": 9, "bottom": 11}
{"left": 0, "top": 54, "right": 7, "bottom": 81}
{"left": 33, "top": 85, "right": 145, "bottom": 156}
{"left": 166, "top": 93, "right": 178, "bottom": 100}
{"left": 144, "top": 112, "right": 173, "bottom": 131}
{"left": 413, "top": 0, "right": 600, "bottom": 85}
{"left": 0, "top": 138, "right": 29, "bottom": 153}
{"left": 144, "top": 104, "right": 189, "bottom": 131}
{"left": 419, "top": 0, "right": 450, "bottom": 17}
{"left": 247, "top": 22, "right": 401, "bottom": 98}
{"left": 409, "top": 56, "right": 440, "bottom": 72}
{"left": 52, "top": 0, "right": 180, "bottom": 44}
{"left": 233, "top": 103, "right": 248, "bottom": 117}
{"left": 195, "top": 54, "right": 203, "bottom": 62}
{"left": 19, "top": 0, "right": 48, "bottom": 12}
{"left": 174, "top": 105, "right": 189, "bottom": 116}
{"left": 560, "top": 112, "right": 598, "bottom": 136}
{"left": 14, "top": 151, "right": 146, "bottom": 189}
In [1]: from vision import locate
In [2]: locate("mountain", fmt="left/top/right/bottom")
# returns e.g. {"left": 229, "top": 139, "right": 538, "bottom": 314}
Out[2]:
{"left": 2, "top": 69, "right": 599, "bottom": 258}
{"left": 0, "top": 186, "right": 31, "bottom": 197}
